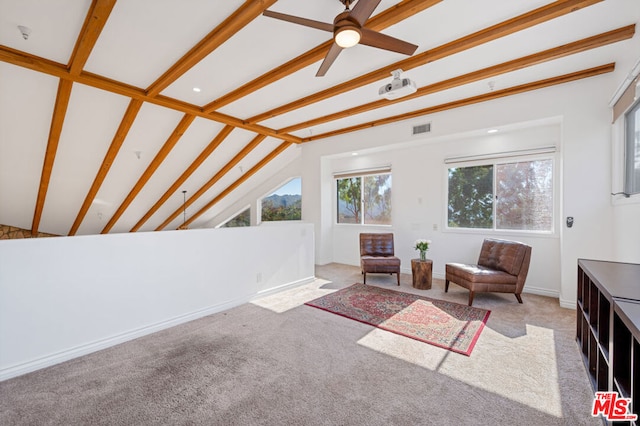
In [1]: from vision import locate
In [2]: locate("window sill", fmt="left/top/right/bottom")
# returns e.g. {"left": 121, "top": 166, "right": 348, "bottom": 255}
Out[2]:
{"left": 612, "top": 193, "right": 640, "bottom": 206}
{"left": 335, "top": 223, "right": 393, "bottom": 227}
{"left": 442, "top": 227, "right": 558, "bottom": 239}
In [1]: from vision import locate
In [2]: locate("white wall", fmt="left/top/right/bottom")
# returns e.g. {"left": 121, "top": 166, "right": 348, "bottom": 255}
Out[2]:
{"left": 0, "top": 223, "right": 314, "bottom": 380}
{"left": 204, "top": 155, "right": 303, "bottom": 228}
{"left": 612, "top": 201, "right": 640, "bottom": 262}
{"left": 194, "top": 48, "right": 640, "bottom": 310}
{"left": 325, "top": 123, "right": 562, "bottom": 298}
{"left": 301, "top": 73, "right": 636, "bottom": 308}
{"left": 194, "top": 143, "right": 302, "bottom": 228}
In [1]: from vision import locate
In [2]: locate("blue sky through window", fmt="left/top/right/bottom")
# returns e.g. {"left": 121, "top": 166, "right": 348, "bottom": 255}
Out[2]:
{"left": 272, "top": 177, "right": 301, "bottom": 196}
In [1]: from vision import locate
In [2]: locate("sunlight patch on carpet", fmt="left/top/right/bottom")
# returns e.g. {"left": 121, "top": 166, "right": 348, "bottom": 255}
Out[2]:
{"left": 251, "top": 279, "right": 335, "bottom": 313}
{"left": 439, "top": 324, "right": 564, "bottom": 418}
{"left": 358, "top": 323, "right": 563, "bottom": 418}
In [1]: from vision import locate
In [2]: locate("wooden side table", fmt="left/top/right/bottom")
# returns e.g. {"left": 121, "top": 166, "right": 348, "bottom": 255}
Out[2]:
{"left": 411, "top": 259, "right": 433, "bottom": 290}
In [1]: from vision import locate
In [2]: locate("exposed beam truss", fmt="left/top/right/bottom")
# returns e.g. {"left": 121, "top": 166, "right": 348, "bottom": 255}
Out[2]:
{"left": 3, "top": 0, "right": 621, "bottom": 235}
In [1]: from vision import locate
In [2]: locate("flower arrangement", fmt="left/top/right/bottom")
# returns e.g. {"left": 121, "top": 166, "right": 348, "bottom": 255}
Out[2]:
{"left": 414, "top": 239, "right": 432, "bottom": 261}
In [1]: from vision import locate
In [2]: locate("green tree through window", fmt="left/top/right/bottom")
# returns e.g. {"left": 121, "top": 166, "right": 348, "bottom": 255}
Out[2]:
{"left": 336, "top": 177, "right": 361, "bottom": 223}
{"left": 337, "top": 173, "right": 391, "bottom": 225}
{"left": 220, "top": 207, "right": 250, "bottom": 228}
{"left": 448, "top": 165, "right": 493, "bottom": 228}
{"left": 447, "top": 159, "right": 553, "bottom": 232}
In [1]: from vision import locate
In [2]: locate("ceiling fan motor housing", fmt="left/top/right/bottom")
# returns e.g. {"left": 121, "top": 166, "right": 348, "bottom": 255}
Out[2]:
{"left": 334, "top": 11, "right": 362, "bottom": 47}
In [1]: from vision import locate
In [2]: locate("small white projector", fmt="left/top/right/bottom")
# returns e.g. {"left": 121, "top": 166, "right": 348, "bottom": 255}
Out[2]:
{"left": 378, "top": 69, "right": 417, "bottom": 100}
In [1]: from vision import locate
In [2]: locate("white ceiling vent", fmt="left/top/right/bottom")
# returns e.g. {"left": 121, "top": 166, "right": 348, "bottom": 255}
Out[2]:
{"left": 412, "top": 123, "right": 431, "bottom": 136}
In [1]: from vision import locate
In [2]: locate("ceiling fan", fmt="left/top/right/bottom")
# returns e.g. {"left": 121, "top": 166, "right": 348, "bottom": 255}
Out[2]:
{"left": 263, "top": 0, "right": 418, "bottom": 77}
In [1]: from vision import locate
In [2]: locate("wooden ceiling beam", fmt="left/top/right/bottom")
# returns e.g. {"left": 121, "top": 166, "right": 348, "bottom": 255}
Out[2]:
{"left": 302, "top": 64, "right": 615, "bottom": 142}
{"left": 248, "top": 0, "right": 603, "bottom": 123}
{"left": 179, "top": 141, "right": 292, "bottom": 230}
{"left": 130, "top": 124, "right": 236, "bottom": 232}
{"left": 68, "top": 0, "right": 117, "bottom": 76}
{"left": 0, "top": 46, "right": 301, "bottom": 143}
{"left": 31, "top": 79, "right": 74, "bottom": 236}
{"left": 101, "top": 113, "right": 197, "bottom": 234}
{"left": 146, "top": 0, "right": 278, "bottom": 97}
{"left": 280, "top": 25, "right": 635, "bottom": 134}
{"left": 68, "top": 99, "right": 144, "bottom": 236}
{"left": 45, "top": 0, "right": 116, "bottom": 236}
{"left": 154, "top": 134, "right": 270, "bottom": 231}
{"left": 203, "top": 0, "right": 441, "bottom": 111}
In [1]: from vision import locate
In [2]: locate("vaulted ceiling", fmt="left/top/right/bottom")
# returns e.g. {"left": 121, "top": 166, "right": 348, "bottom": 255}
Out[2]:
{"left": 0, "top": 0, "right": 638, "bottom": 236}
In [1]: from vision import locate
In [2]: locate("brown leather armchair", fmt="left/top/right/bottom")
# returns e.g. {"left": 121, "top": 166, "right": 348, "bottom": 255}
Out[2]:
{"left": 445, "top": 238, "right": 531, "bottom": 306}
{"left": 360, "top": 233, "right": 401, "bottom": 285}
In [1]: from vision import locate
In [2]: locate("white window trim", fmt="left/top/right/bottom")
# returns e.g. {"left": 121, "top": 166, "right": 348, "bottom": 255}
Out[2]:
{"left": 612, "top": 107, "right": 640, "bottom": 206}
{"left": 443, "top": 151, "right": 559, "bottom": 237}
{"left": 216, "top": 205, "right": 251, "bottom": 228}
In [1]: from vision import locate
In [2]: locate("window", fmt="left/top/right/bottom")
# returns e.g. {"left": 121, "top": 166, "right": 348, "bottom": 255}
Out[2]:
{"left": 219, "top": 207, "right": 250, "bottom": 228}
{"left": 337, "top": 171, "right": 392, "bottom": 225}
{"left": 625, "top": 99, "right": 640, "bottom": 195}
{"left": 447, "top": 165, "right": 493, "bottom": 229}
{"left": 447, "top": 158, "right": 553, "bottom": 232}
{"left": 260, "top": 178, "right": 301, "bottom": 222}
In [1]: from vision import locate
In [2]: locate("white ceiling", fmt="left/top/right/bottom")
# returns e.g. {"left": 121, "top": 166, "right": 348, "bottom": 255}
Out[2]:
{"left": 0, "top": 0, "right": 638, "bottom": 236}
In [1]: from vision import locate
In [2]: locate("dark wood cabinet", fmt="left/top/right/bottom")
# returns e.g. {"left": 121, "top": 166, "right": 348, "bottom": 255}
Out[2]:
{"left": 613, "top": 300, "right": 640, "bottom": 422}
{"left": 577, "top": 259, "right": 640, "bottom": 424}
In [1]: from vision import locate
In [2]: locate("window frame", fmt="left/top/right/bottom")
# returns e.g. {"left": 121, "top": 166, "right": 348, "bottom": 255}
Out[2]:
{"left": 216, "top": 205, "right": 251, "bottom": 228}
{"left": 444, "top": 153, "right": 557, "bottom": 236}
{"left": 335, "top": 170, "right": 393, "bottom": 227}
{"left": 624, "top": 98, "right": 640, "bottom": 196}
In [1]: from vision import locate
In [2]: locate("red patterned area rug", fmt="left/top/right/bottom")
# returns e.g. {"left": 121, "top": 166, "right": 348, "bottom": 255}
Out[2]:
{"left": 305, "top": 283, "right": 491, "bottom": 356}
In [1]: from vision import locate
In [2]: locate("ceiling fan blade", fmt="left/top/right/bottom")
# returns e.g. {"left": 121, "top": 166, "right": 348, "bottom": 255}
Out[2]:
{"left": 359, "top": 28, "right": 418, "bottom": 55}
{"left": 316, "top": 42, "right": 344, "bottom": 77}
{"left": 263, "top": 10, "right": 334, "bottom": 33}
{"left": 349, "top": 0, "right": 382, "bottom": 26}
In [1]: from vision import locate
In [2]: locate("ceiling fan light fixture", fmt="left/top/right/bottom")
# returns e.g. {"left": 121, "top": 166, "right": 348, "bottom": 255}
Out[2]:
{"left": 335, "top": 26, "right": 361, "bottom": 48}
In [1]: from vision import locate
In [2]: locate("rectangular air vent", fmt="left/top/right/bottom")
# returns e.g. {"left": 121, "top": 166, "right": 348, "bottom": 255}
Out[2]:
{"left": 412, "top": 123, "right": 431, "bottom": 135}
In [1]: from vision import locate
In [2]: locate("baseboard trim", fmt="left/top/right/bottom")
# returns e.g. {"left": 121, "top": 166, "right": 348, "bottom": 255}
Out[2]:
{"left": 559, "top": 298, "right": 577, "bottom": 309}
{"left": 523, "top": 286, "right": 559, "bottom": 299}
{"left": 255, "top": 276, "right": 316, "bottom": 298}
{"left": 0, "top": 277, "right": 314, "bottom": 382}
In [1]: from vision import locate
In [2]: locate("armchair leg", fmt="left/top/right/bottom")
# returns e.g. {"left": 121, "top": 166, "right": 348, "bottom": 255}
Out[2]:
{"left": 515, "top": 293, "right": 523, "bottom": 304}
{"left": 468, "top": 291, "right": 475, "bottom": 306}
{"left": 445, "top": 280, "right": 450, "bottom": 292}
{"left": 363, "top": 273, "right": 367, "bottom": 284}
{"left": 396, "top": 273, "right": 400, "bottom": 286}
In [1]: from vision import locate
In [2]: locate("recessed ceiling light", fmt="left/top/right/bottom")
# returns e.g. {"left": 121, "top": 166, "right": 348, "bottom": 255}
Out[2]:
{"left": 487, "top": 129, "right": 499, "bottom": 134}
{"left": 192, "top": 87, "right": 201, "bottom": 93}
{"left": 352, "top": 152, "right": 358, "bottom": 156}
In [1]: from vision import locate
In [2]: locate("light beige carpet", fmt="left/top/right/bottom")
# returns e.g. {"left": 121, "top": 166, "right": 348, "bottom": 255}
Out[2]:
{"left": 0, "top": 263, "right": 599, "bottom": 425}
